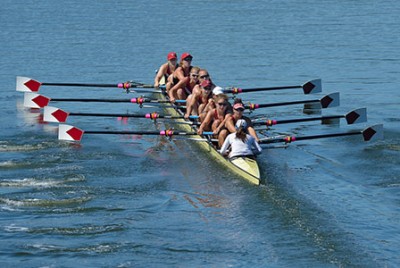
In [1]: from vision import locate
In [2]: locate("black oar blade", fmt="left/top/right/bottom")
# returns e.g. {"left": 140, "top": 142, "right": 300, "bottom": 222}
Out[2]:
{"left": 320, "top": 92, "right": 340, "bottom": 108}
{"left": 362, "top": 124, "right": 383, "bottom": 141}
{"left": 303, "top": 79, "right": 322, "bottom": 94}
{"left": 345, "top": 108, "right": 367, "bottom": 124}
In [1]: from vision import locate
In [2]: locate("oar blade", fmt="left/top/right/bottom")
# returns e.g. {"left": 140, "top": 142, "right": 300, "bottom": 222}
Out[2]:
{"left": 320, "top": 92, "right": 340, "bottom": 108}
{"left": 303, "top": 79, "right": 322, "bottom": 94}
{"left": 16, "top": 76, "right": 42, "bottom": 92}
{"left": 44, "top": 106, "right": 69, "bottom": 123}
{"left": 24, "top": 93, "right": 50, "bottom": 108}
{"left": 345, "top": 108, "right": 367, "bottom": 124}
{"left": 362, "top": 124, "right": 383, "bottom": 141}
{"left": 58, "top": 124, "right": 84, "bottom": 141}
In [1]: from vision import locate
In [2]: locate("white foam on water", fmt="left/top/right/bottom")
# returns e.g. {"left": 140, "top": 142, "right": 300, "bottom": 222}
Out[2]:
{"left": 0, "top": 175, "right": 86, "bottom": 188}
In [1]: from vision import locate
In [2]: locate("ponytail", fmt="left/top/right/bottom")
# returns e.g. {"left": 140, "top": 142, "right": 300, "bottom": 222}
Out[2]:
{"left": 235, "top": 127, "right": 248, "bottom": 142}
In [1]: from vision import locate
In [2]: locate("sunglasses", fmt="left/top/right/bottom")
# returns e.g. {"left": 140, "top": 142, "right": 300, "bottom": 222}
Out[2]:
{"left": 190, "top": 73, "right": 199, "bottom": 78}
{"left": 234, "top": 108, "right": 244, "bottom": 112}
{"left": 218, "top": 102, "right": 227, "bottom": 106}
{"left": 183, "top": 57, "right": 192, "bottom": 61}
{"left": 203, "top": 87, "right": 212, "bottom": 90}
{"left": 199, "top": 75, "right": 210, "bottom": 79}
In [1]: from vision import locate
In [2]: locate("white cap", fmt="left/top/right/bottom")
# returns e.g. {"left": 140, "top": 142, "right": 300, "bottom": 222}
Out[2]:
{"left": 212, "top": 86, "right": 224, "bottom": 95}
{"left": 235, "top": 119, "right": 247, "bottom": 129}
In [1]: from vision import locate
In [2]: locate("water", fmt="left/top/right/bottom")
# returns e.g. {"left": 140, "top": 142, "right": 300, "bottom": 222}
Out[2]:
{"left": 1, "top": 0, "right": 399, "bottom": 267}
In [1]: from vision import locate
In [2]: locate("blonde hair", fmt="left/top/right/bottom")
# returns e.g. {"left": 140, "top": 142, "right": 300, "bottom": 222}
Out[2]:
{"left": 214, "top": 93, "right": 229, "bottom": 103}
{"left": 190, "top": 66, "right": 200, "bottom": 74}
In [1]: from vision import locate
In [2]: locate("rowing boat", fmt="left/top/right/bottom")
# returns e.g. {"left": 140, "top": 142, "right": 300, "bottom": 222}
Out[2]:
{"left": 17, "top": 76, "right": 384, "bottom": 186}
{"left": 156, "top": 82, "right": 261, "bottom": 185}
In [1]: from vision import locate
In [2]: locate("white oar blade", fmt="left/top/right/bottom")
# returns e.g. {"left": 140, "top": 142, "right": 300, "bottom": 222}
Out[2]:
{"left": 16, "top": 76, "right": 41, "bottom": 92}
{"left": 345, "top": 108, "right": 367, "bottom": 124}
{"left": 23, "top": 93, "right": 50, "bottom": 108}
{"left": 362, "top": 124, "right": 383, "bottom": 142}
{"left": 44, "top": 106, "right": 69, "bottom": 123}
{"left": 58, "top": 124, "right": 84, "bottom": 141}
{"left": 320, "top": 92, "right": 340, "bottom": 108}
{"left": 303, "top": 79, "right": 322, "bottom": 94}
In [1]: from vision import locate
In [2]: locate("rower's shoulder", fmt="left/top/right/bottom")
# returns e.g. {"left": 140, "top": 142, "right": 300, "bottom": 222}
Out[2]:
{"left": 158, "top": 62, "right": 169, "bottom": 71}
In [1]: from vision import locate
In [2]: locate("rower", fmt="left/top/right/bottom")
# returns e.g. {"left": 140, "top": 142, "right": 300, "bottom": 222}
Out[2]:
{"left": 154, "top": 52, "right": 178, "bottom": 88}
{"left": 186, "top": 69, "right": 222, "bottom": 117}
{"left": 185, "top": 79, "right": 214, "bottom": 119}
{"left": 185, "top": 66, "right": 200, "bottom": 97}
{"left": 197, "top": 94, "right": 232, "bottom": 148}
{"left": 220, "top": 119, "right": 262, "bottom": 159}
{"left": 167, "top": 52, "right": 193, "bottom": 102}
{"left": 189, "top": 69, "right": 217, "bottom": 101}
{"left": 225, "top": 99, "right": 260, "bottom": 142}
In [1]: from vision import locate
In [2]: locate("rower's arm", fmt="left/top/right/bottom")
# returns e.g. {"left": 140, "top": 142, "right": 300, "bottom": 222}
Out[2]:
{"left": 185, "top": 93, "right": 198, "bottom": 117}
{"left": 252, "top": 138, "right": 262, "bottom": 154}
{"left": 225, "top": 116, "right": 236, "bottom": 133}
{"left": 154, "top": 64, "right": 167, "bottom": 87}
{"left": 198, "top": 110, "right": 212, "bottom": 134}
{"left": 248, "top": 126, "right": 260, "bottom": 142}
{"left": 215, "top": 114, "right": 230, "bottom": 134}
{"left": 219, "top": 135, "right": 231, "bottom": 156}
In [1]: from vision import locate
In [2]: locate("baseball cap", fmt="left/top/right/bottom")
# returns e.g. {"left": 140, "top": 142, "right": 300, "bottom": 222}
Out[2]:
{"left": 200, "top": 79, "right": 211, "bottom": 88}
{"left": 235, "top": 119, "right": 248, "bottom": 129}
{"left": 233, "top": 103, "right": 245, "bottom": 110}
{"left": 181, "top": 52, "right": 193, "bottom": 61}
{"left": 212, "top": 86, "right": 224, "bottom": 95}
{"left": 167, "top": 52, "right": 177, "bottom": 60}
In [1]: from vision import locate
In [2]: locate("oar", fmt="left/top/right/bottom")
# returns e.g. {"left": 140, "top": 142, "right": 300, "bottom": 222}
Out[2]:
{"left": 43, "top": 106, "right": 199, "bottom": 123}
{"left": 259, "top": 124, "right": 383, "bottom": 144}
{"left": 58, "top": 124, "right": 212, "bottom": 141}
{"left": 16, "top": 76, "right": 154, "bottom": 92}
{"left": 244, "top": 92, "right": 339, "bottom": 110}
{"left": 224, "top": 79, "right": 322, "bottom": 95}
{"left": 23, "top": 93, "right": 185, "bottom": 108}
{"left": 253, "top": 108, "right": 367, "bottom": 127}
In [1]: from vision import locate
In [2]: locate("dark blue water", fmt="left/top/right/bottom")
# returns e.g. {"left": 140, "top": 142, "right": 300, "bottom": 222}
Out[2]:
{"left": 1, "top": 1, "right": 399, "bottom": 267}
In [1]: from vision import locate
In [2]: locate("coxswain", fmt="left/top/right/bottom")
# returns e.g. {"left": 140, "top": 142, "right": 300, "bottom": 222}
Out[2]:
{"left": 220, "top": 119, "right": 262, "bottom": 159}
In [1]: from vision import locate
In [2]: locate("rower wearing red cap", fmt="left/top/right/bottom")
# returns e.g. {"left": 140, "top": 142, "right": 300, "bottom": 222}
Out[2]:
{"left": 185, "top": 69, "right": 222, "bottom": 117}
{"left": 190, "top": 69, "right": 217, "bottom": 97}
{"left": 225, "top": 98, "right": 260, "bottom": 142}
{"left": 184, "top": 79, "right": 214, "bottom": 120}
{"left": 167, "top": 52, "right": 193, "bottom": 102}
{"left": 154, "top": 52, "right": 178, "bottom": 88}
